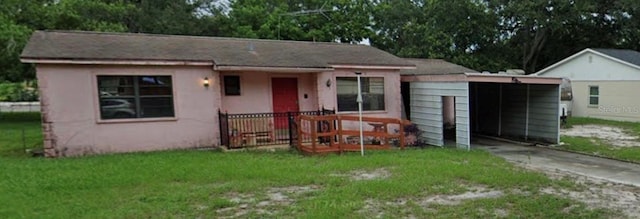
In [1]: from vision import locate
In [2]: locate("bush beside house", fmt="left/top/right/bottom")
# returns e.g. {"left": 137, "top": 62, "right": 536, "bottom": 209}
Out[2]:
{"left": 0, "top": 81, "right": 38, "bottom": 102}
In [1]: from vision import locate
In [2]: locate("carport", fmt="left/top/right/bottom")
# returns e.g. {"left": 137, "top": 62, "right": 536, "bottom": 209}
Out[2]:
{"left": 400, "top": 59, "right": 562, "bottom": 150}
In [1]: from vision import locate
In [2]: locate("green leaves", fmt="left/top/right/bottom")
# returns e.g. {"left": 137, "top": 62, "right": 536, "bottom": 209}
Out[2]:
{"left": 372, "top": 0, "right": 640, "bottom": 73}
{"left": 371, "top": 0, "right": 507, "bottom": 71}
{"left": 0, "top": 0, "right": 134, "bottom": 83}
{"left": 488, "top": 0, "right": 640, "bottom": 73}
{"left": 0, "top": 16, "right": 32, "bottom": 83}
{"left": 3, "top": 0, "right": 640, "bottom": 82}
{"left": 0, "top": 0, "right": 231, "bottom": 82}
{"left": 0, "top": 82, "right": 38, "bottom": 102}
{"left": 226, "top": 0, "right": 374, "bottom": 43}
{"left": 46, "top": 0, "right": 132, "bottom": 32}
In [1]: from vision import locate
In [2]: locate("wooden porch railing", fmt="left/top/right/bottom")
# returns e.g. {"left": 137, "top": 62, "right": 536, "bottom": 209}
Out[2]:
{"left": 296, "top": 115, "right": 407, "bottom": 155}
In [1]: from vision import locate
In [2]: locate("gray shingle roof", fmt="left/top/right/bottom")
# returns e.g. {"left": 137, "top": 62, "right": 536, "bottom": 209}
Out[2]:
{"left": 21, "top": 31, "right": 413, "bottom": 69}
{"left": 593, "top": 48, "right": 640, "bottom": 67}
{"left": 400, "top": 58, "right": 478, "bottom": 75}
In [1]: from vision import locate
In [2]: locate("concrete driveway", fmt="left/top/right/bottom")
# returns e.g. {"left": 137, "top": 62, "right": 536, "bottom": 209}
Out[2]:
{"left": 474, "top": 138, "right": 640, "bottom": 187}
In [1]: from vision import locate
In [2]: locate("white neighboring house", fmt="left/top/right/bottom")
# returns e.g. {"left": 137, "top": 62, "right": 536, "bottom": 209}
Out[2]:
{"left": 535, "top": 48, "right": 640, "bottom": 122}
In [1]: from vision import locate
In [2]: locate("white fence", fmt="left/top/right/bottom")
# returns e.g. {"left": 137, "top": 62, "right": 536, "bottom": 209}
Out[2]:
{"left": 0, "top": 102, "right": 41, "bottom": 112}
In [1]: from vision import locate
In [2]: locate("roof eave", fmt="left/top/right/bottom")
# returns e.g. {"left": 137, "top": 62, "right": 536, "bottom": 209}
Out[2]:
{"left": 329, "top": 64, "right": 416, "bottom": 70}
{"left": 588, "top": 49, "right": 640, "bottom": 71}
{"left": 400, "top": 74, "right": 468, "bottom": 82}
{"left": 535, "top": 48, "right": 640, "bottom": 75}
{"left": 465, "top": 73, "right": 563, "bottom": 84}
{"left": 399, "top": 71, "right": 470, "bottom": 76}
{"left": 401, "top": 73, "right": 562, "bottom": 84}
{"left": 20, "top": 58, "right": 214, "bottom": 66}
{"left": 213, "top": 65, "right": 334, "bottom": 73}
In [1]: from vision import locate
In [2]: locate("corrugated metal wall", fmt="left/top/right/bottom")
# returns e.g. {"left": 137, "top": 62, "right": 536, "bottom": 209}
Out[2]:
{"left": 472, "top": 83, "right": 500, "bottom": 135}
{"left": 410, "top": 82, "right": 470, "bottom": 149}
{"left": 471, "top": 83, "right": 560, "bottom": 144}
{"left": 526, "top": 84, "right": 560, "bottom": 142}
{"left": 410, "top": 81, "right": 559, "bottom": 149}
{"left": 500, "top": 84, "right": 528, "bottom": 138}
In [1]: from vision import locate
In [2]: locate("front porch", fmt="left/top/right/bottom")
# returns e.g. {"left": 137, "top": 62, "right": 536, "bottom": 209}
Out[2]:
{"left": 218, "top": 109, "right": 335, "bottom": 149}
{"left": 218, "top": 109, "right": 410, "bottom": 154}
{"left": 217, "top": 68, "right": 406, "bottom": 150}
{"left": 295, "top": 115, "right": 408, "bottom": 155}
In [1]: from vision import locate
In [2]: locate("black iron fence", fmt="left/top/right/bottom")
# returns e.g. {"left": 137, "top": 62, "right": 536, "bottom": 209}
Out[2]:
{"left": 219, "top": 108, "right": 335, "bottom": 148}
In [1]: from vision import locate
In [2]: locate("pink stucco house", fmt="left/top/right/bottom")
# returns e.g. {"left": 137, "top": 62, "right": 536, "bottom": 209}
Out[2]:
{"left": 20, "top": 31, "right": 414, "bottom": 157}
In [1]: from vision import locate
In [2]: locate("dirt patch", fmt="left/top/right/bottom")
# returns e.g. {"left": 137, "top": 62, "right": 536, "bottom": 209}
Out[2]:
{"left": 360, "top": 175, "right": 640, "bottom": 218}
{"left": 359, "top": 198, "right": 428, "bottom": 219}
{"left": 562, "top": 125, "right": 640, "bottom": 147}
{"left": 216, "top": 185, "right": 321, "bottom": 218}
{"left": 331, "top": 168, "right": 391, "bottom": 181}
{"left": 358, "top": 185, "right": 508, "bottom": 218}
{"left": 226, "top": 192, "right": 256, "bottom": 204}
{"left": 418, "top": 185, "right": 504, "bottom": 206}
{"left": 540, "top": 170, "right": 640, "bottom": 218}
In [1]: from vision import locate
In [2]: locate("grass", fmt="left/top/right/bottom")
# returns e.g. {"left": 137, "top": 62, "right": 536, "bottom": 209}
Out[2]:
{"left": 0, "top": 112, "right": 42, "bottom": 157}
{"left": 561, "top": 117, "right": 640, "bottom": 163}
{"left": 560, "top": 136, "right": 640, "bottom": 163}
{"left": 0, "top": 113, "right": 613, "bottom": 218}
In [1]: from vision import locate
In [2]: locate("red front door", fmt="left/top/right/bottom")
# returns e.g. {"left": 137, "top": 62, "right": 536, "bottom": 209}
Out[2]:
{"left": 272, "top": 78, "right": 299, "bottom": 128}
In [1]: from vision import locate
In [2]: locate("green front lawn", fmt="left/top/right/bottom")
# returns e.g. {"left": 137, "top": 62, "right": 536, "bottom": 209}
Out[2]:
{"left": 0, "top": 112, "right": 42, "bottom": 157}
{"left": 561, "top": 117, "right": 640, "bottom": 163}
{"left": 0, "top": 113, "right": 613, "bottom": 218}
{"left": 0, "top": 150, "right": 611, "bottom": 218}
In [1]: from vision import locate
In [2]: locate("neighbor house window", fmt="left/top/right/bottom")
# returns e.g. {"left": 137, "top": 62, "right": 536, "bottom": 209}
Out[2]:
{"left": 98, "top": 76, "right": 174, "bottom": 120}
{"left": 589, "top": 85, "right": 599, "bottom": 105}
{"left": 224, "top": 75, "right": 241, "bottom": 95}
{"left": 336, "top": 77, "right": 385, "bottom": 111}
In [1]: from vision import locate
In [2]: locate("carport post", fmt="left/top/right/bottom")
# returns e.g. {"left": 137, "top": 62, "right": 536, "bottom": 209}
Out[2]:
{"left": 498, "top": 84, "right": 502, "bottom": 136}
{"left": 525, "top": 84, "right": 530, "bottom": 140}
{"left": 557, "top": 84, "right": 561, "bottom": 143}
{"left": 474, "top": 84, "right": 479, "bottom": 132}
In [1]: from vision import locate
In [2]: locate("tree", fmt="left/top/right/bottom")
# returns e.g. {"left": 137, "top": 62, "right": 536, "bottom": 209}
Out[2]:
{"left": 371, "top": 0, "right": 509, "bottom": 72}
{"left": 0, "top": 0, "right": 234, "bottom": 82}
{"left": 47, "top": 0, "right": 134, "bottom": 32}
{"left": 226, "top": 0, "right": 374, "bottom": 43}
{"left": 0, "top": 0, "right": 138, "bottom": 82}
{"left": 0, "top": 16, "right": 32, "bottom": 82}
{"left": 0, "top": 0, "right": 52, "bottom": 30}
{"left": 4, "top": 0, "right": 640, "bottom": 82}
{"left": 488, "top": 0, "right": 640, "bottom": 73}
{"left": 116, "top": 0, "right": 227, "bottom": 36}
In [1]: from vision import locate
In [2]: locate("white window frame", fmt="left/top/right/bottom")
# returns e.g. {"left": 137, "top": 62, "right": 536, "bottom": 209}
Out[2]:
{"left": 588, "top": 85, "right": 599, "bottom": 106}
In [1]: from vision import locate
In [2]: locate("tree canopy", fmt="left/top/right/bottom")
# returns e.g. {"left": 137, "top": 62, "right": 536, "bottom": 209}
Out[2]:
{"left": 2, "top": 0, "right": 640, "bottom": 82}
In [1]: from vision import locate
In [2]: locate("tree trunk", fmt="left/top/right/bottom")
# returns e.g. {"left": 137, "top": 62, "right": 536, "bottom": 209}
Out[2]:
{"left": 522, "top": 28, "right": 548, "bottom": 73}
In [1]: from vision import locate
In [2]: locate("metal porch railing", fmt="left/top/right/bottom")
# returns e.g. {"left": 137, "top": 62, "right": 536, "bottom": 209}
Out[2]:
{"left": 219, "top": 108, "right": 335, "bottom": 148}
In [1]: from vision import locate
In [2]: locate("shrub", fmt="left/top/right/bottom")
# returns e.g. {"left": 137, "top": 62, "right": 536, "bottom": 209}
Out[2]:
{"left": 0, "top": 82, "right": 38, "bottom": 102}
{"left": 403, "top": 122, "right": 425, "bottom": 147}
